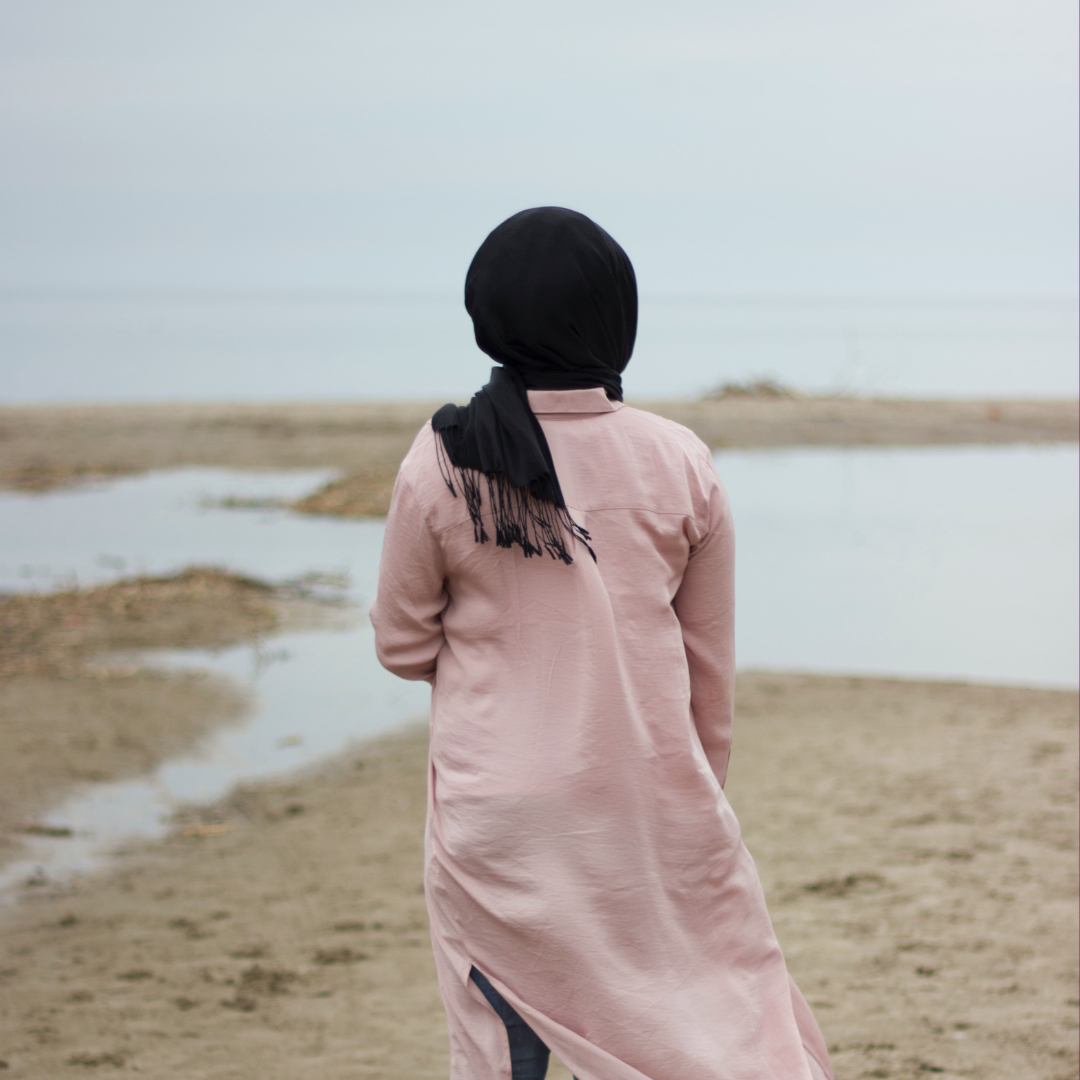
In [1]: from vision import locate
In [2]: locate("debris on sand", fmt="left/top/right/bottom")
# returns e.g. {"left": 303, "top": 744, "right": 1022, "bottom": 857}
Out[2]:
{"left": 291, "top": 465, "right": 400, "bottom": 519}
{"left": 0, "top": 568, "right": 276, "bottom": 678}
{"left": 704, "top": 378, "right": 799, "bottom": 400}
{"left": 312, "top": 947, "right": 368, "bottom": 965}
{"left": 20, "top": 823, "right": 74, "bottom": 837}
{"left": 1, "top": 462, "right": 129, "bottom": 494}
{"left": 66, "top": 1050, "right": 128, "bottom": 1068}
{"left": 238, "top": 964, "right": 297, "bottom": 994}
{"left": 801, "top": 872, "right": 887, "bottom": 898}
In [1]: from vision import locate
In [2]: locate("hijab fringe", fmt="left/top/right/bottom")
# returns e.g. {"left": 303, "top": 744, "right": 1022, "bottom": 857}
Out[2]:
{"left": 436, "top": 433, "right": 595, "bottom": 565}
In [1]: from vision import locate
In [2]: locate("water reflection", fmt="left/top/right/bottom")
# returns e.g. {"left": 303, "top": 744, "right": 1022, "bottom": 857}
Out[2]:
{"left": 0, "top": 624, "right": 429, "bottom": 895}
{"left": 718, "top": 444, "right": 1078, "bottom": 687}
{"left": 0, "top": 447, "right": 1075, "bottom": 894}
{"left": 0, "top": 469, "right": 432, "bottom": 896}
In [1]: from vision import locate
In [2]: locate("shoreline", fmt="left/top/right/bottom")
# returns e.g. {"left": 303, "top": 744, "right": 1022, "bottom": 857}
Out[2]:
{"left": 2, "top": 396, "right": 1074, "bottom": 520}
{"left": 0, "top": 571, "right": 334, "bottom": 866}
{"left": 1, "top": 402, "right": 1075, "bottom": 1077}
{"left": 2, "top": 396, "right": 1075, "bottom": 499}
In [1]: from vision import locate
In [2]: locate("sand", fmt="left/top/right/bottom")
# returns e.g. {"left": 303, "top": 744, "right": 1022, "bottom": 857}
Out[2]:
{"left": 0, "top": 570, "right": 334, "bottom": 865}
{"left": 1, "top": 396, "right": 1075, "bottom": 516}
{"left": 0, "top": 672, "right": 1075, "bottom": 1080}
{"left": 0, "top": 398, "right": 1076, "bottom": 1077}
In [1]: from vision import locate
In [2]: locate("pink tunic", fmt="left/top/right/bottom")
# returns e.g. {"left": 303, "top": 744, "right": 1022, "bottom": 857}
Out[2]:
{"left": 371, "top": 388, "right": 832, "bottom": 1080}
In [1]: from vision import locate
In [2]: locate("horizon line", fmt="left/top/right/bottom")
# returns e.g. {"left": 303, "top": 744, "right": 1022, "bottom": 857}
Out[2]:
{"left": 0, "top": 287, "right": 1076, "bottom": 309}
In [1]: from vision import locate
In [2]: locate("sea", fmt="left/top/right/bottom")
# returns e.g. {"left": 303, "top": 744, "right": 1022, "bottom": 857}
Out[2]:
{"left": 1, "top": 291, "right": 1077, "bottom": 403}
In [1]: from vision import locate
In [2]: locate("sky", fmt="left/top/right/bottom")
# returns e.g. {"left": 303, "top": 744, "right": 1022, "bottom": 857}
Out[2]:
{"left": 0, "top": 0, "right": 1076, "bottom": 295}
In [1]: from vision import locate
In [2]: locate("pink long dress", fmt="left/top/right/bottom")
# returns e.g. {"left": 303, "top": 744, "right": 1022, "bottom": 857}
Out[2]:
{"left": 370, "top": 387, "right": 833, "bottom": 1080}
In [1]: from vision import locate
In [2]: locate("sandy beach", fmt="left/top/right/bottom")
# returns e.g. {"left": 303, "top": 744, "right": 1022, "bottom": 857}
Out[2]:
{"left": 1, "top": 395, "right": 1075, "bottom": 514}
{"left": 0, "top": 658, "right": 1075, "bottom": 1079}
{"left": 0, "top": 397, "right": 1076, "bottom": 1078}
{"left": 3, "top": 0, "right": 1077, "bottom": 1071}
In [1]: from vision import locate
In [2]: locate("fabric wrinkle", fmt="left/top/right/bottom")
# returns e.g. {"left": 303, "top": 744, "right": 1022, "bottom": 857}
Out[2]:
{"left": 372, "top": 389, "right": 834, "bottom": 1080}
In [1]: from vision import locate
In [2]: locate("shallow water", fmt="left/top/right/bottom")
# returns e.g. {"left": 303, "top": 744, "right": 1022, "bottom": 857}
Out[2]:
{"left": 0, "top": 469, "right": 432, "bottom": 895}
{"left": 2, "top": 468, "right": 354, "bottom": 596}
{"left": 0, "top": 626, "right": 429, "bottom": 894}
{"left": 718, "top": 444, "right": 1079, "bottom": 688}
{"left": 0, "top": 447, "right": 1076, "bottom": 894}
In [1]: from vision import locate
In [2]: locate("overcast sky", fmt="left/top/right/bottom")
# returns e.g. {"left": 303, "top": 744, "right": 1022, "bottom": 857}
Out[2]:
{"left": 0, "top": 0, "right": 1076, "bottom": 294}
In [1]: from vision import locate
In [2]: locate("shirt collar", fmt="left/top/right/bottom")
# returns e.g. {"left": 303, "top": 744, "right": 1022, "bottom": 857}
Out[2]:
{"left": 526, "top": 387, "right": 623, "bottom": 415}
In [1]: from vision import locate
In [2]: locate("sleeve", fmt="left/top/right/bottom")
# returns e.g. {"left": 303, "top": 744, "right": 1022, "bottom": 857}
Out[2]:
{"left": 672, "top": 455, "right": 736, "bottom": 788}
{"left": 369, "top": 470, "right": 448, "bottom": 683}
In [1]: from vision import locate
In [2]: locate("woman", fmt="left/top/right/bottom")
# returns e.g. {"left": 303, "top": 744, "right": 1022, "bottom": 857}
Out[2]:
{"left": 371, "top": 207, "right": 832, "bottom": 1080}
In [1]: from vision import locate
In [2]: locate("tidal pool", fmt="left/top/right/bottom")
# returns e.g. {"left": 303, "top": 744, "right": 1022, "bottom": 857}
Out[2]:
{"left": 719, "top": 444, "right": 1078, "bottom": 688}
{"left": 0, "top": 446, "right": 1075, "bottom": 894}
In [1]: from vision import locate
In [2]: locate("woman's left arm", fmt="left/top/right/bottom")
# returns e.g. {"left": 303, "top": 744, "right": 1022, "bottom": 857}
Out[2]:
{"left": 370, "top": 471, "right": 448, "bottom": 683}
{"left": 672, "top": 454, "right": 736, "bottom": 788}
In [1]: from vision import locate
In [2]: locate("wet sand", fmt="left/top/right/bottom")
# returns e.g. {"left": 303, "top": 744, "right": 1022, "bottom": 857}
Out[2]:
{"left": 2, "top": 396, "right": 1076, "bottom": 515}
{"left": 0, "top": 571, "right": 324, "bottom": 863}
{"left": 0, "top": 674, "right": 1075, "bottom": 1079}
{"left": 0, "top": 405, "right": 1076, "bottom": 1077}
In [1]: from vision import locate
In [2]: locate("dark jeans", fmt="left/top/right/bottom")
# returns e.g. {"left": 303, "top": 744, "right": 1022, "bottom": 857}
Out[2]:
{"left": 469, "top": 966, "right": 578, "bottom": 1080}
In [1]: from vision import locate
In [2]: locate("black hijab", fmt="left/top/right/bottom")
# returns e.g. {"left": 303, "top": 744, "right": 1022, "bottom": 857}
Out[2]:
{"left": 432, "top": 207, "right": 637, "bottom": 563}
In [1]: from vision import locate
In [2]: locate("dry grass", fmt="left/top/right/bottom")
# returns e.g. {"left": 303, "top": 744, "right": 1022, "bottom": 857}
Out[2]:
{"left": 0, "top": 568, "right": 276, "bottom": 678}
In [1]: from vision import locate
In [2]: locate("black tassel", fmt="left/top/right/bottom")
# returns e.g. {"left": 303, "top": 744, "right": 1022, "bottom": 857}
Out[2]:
{"left": 435, "top": 434, "right": 595, "bottom": 564}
